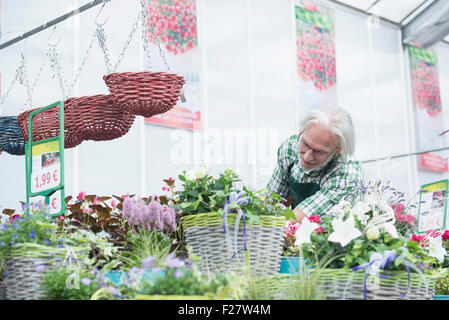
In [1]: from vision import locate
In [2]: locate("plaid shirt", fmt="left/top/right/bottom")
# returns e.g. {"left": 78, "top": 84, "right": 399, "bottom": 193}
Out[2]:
{"left": 267, "top": 134, "right": 363, "bottom": 217}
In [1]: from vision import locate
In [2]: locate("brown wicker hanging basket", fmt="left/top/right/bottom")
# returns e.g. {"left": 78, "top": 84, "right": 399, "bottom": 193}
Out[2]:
{"left": 65, "top": 94, "right": 136, "bottom": 142}
{"left": 17, "top": 104, "right": 82, "bottom": 149}
{"left": 103, "top": 71, "right": 185, "bottom": 118}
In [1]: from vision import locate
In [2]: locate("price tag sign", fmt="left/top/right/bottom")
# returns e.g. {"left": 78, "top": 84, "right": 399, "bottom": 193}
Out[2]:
{"left": 30, "top": 190, "right": 62, "bottom": 215}
{"left": 417, "top": 179, "right": 448, "bottom": 234}
{"left": 30, "top": 140, "right": 61, "bottom": 193}
{"left": 25, "top": 101, "right": 66, "bottom": 217}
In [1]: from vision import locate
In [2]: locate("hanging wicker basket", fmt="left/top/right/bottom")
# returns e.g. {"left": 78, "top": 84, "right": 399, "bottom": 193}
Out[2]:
{"left": 103, "top": 71, "right": 185, "bottom": 118}
{"left": 0, "top": 116, "right": 26, "bottom": 155}
{"left": 17, "top": 105, "right": 82, "bottom": 149}
{"left": 180, "top": 212, "right": 285, "bottom": 276}
{"left": 65, "top": 94, "right": 136, "bottom": 142}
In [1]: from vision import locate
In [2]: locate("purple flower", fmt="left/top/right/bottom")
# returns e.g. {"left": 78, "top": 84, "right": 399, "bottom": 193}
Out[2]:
{"left": 174, "top": 269, "right": 184, "bottom": 278}
{"left": 58, "top": 244, "right": 64, "bottom": 248}
{"left": 141, "top": 256, "right": 156, "bottom": 269}
{"left": 35, "top": 265, "right": 46, "bottom": 273}
{"left": 3, "top": 273, "right": 8, "bottom": 278}
{"left": 81, "top": 278, "right": 92, "bottom": 286}
{"left": 164, "top": 253, "right": 182, "bottom": 268}
{"left": 43, "top": 239, "right": 50, "bottom": 245}
{"left": 107, "top": 286, "right": 118, "bottom": 295}
{"left": 29, "top": 230, "right": 36, "bottom": 239}
{"left": 152, "top": 267, "right": 162, "bottom": 274}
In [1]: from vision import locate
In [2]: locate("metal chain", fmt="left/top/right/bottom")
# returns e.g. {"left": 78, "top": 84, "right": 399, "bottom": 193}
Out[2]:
{"left": 17, "top": 54, "right": 35, "bottom": 110}
{"left": 140, "top": 0, "right": 171, "bottom": 72}
{"left": 140, "top": 5, "right": 152, "bottom": 70}
{"left": 0, "top": 62, "right": 23, "bottom": 107}
{"left": 22, "top": 51, "right": 48, "bottom": 110}
{"left": 111, "top": 10, "right": 142, "bottom": 73}
{"left": 47, "top": 45, "right": 69, "bottom": 99}
{"left": 95, "top": 22, "right": 112, "bottom": 74}
{"left": 67, "top": 30, "right": 97, "bottom": 97}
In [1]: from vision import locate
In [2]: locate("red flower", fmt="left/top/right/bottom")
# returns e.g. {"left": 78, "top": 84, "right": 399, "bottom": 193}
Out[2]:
{"left": 442, "top": 230, "right": 449, "bottom": 241}
{"left": 9, "top": 214, "right": 20, "bottom": 223}
{"left": 308, "top": 214, "right": 321, "bottom": 224}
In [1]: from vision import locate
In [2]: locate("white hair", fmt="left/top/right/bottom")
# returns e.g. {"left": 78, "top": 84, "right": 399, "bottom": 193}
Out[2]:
{"left": 299, "top": 105, "right": 355, "bottom": 160}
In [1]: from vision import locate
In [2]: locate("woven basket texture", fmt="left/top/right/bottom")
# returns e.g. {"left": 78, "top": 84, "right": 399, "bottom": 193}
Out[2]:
{"left": 65, "top": 94, "right": 136, "bottom": 141}
{"left": 0, "top": 116, "right": 26, "bottom": 155}
{"left": 17, "top": 105, "right": 81, "bottom": 149}
{"left": 103, "top": 71, "right": 185, "bottom": 118}
{"left": 181, "top": 213, "right": 285, "bottom": 276}
{"left": 313, "top": 268, "right": 436, "bottom": 300}
{"left": 4, "top": 257, "right": 53, "bottom": 300}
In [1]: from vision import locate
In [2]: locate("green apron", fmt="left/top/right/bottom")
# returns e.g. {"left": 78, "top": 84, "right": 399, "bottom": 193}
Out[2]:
{"left": 287, "top": 157, "right": 336, "bottom": 209}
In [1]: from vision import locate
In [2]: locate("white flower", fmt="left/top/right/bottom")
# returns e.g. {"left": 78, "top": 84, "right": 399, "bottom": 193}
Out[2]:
{"left": 195, "top": 165, "right": 207, "bottom": 179}
{"left": 185, "top": 170, "right": 196, "bottom": 180}
{"left": 328, "top": 204, "right": 346, "bottom": 218}
{"left": 294, "top": 218, "right": 319, "bottom": 246}
{"left": 328, "top": 215, "right": 362, "bottom": 247}
{"left": 366, "top": 226, "right": 380, "bottom": 241}
{"left": 351, "top": 201, "right": 371, "bottom": 224}
{"left": 381, "top": 222, "right": 399, "bottom": 239}
{"left": 427, "top": 236, "right": 447, "bottom": 263}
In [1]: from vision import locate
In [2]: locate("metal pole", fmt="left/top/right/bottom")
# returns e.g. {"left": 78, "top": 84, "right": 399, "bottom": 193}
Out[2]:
{"left": 0, "top": 0, "right": 107, "bottom": 51}
{"left": 361, "top": 146, "right": 449, "bottom": 164}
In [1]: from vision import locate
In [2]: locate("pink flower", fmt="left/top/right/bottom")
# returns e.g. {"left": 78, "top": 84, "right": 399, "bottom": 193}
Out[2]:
{"left": 77, "top": 191, "right": 86, "bottom": 201}
{"left": 93, "top": 197, "right": 99, "bottom": 205}
{"left": 285, "top": 221, "right": 301, "bottom": 238}
{"left": 111, "top": 200, "right": 116, "bottom": 208}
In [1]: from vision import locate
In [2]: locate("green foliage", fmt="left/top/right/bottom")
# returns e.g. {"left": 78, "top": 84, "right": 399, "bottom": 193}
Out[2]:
{"left": 435, "top": 271, "right": 449, "bottom": 295}
{"left": 0, "top": 203, "right": 60, "bottom": 258}
{"left": 40, "top": 266, "right": 100, "bottom": 300}
{"left": 175, "top": 168, "right": 240, "bottom": 215}
{"left": 138, "top": 268, "right": 229, "bottom": 297}
{"left": 119, "top": 228, "right": 174, "bottom": 271}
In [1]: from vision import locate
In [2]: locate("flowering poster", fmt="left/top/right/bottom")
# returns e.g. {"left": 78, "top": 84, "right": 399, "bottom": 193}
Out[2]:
{"left": 143, "top": 0, "right": 201, "bottom": 131}
{"left": 417, "top": 180, "right": 448, "bottom": 234}
{"left": 408, "top": 45, "right": 448, "bottom": 172}
{"left": 295, "top": 0, "right": 337, "bottom": 115}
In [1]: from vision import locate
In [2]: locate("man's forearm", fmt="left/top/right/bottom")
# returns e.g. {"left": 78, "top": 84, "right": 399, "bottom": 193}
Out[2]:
{"left": 292, "top": 206, "right": 307, "bottom": 223}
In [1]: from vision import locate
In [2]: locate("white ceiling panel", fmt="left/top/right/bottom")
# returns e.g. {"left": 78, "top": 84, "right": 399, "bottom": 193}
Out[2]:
{"left": 334, "top": 0, "right": 377, "bottom": 12}
{"left": 369, "top": 0, "right": 429, "bottom": 23}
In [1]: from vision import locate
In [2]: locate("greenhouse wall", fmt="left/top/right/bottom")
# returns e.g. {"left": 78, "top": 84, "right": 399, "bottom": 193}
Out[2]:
{"left": 0, "top": 0, "right": 449, "bottom": 213}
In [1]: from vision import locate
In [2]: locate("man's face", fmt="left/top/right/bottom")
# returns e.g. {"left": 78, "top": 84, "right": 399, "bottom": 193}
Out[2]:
{"left": 299, "top": 122, "right": 341, "bottom": 171}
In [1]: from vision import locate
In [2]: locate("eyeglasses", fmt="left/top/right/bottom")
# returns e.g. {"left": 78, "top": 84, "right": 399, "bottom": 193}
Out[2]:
{"left": 298, "top": 134, "right": 339, "bottom": 160}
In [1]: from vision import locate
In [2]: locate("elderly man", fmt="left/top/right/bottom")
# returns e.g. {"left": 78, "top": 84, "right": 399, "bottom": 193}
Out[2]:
{"left": 267, "top": 105, "right": 362, "bottom": 223}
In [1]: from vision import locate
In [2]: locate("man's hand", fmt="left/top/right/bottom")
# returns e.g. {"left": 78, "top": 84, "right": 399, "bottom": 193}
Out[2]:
{"left": 290, "top": 206, "right": 307, "bottom": 224}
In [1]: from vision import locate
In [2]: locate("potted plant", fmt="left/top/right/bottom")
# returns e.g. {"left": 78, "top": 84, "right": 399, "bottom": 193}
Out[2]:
{"left": 0, "top": 202, "right": 76, "bottom": 300}
{"left": 171, "top": 166, "right": 290, "bottom": 276}
{"left": 433, "top": 272, "right": 449, "bottom": 300}
{"left": 292, "top": 180, "right": 443, "bottom": 300}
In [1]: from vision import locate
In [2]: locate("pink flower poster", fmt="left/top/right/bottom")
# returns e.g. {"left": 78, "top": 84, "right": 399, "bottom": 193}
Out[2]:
{"left": 409, "top": 45, "right": 448, "bottom": 172}
{"left": 295, "top": 0, "right": 337, "bottom": 115}
{"left": 143, "top": 0, "right": 201, "bottom": 131}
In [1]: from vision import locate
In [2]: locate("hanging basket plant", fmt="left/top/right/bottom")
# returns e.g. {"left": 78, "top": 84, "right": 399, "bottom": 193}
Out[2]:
{"left": 65, "top": 94, "right": 136, "bottom": 142}
{"left": 0, "top": 116, "right": 27, "bottom": 156}
{"left": 103, "top": 71, "right": 185, "bottom": 118}
{"left": 17, "top": 104, "right": 82, "bottom": 149}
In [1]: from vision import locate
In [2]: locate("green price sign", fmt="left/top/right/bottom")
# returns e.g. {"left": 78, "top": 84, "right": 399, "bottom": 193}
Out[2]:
{"left": 417, "top": 179, "right": 448, "bottom": 234}
{"left": 25, "top": 101, "right": 65, "bottom": 217}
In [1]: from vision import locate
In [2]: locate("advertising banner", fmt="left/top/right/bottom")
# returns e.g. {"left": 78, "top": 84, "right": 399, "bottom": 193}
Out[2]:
{"left": 295, "top": 0, "right": 337, "bottom": 116}
{"left": 143, "top": 0, "right": 201, "bottom": 131}
{"left": 409, "top": 45, "right": 448, "bottom": 172}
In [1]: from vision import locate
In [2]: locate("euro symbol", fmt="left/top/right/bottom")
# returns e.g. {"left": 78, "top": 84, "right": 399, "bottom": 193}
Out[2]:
{"left": 53, "top": 169, "right": 58, "bottom": 182}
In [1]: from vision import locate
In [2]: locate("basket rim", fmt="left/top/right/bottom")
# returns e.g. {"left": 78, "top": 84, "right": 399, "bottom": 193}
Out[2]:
{"left": 180, "top": 211, "right": 286, "bottom": 228}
